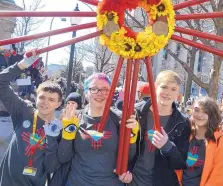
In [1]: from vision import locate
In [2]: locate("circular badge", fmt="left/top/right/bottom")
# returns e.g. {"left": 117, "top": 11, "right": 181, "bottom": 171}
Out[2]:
{"left": 23, "top": 120, "right": 31, "bottom": 128}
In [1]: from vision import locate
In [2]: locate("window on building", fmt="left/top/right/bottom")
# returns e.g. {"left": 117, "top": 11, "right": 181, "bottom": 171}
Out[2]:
{"left": 197, "top": 53, "right": 203, "bottom": 72}
{"left": 176, "top": 45, "right": 181, "bottom": 55}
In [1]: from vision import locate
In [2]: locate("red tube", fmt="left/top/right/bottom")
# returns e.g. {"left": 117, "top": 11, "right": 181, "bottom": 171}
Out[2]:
{"left": 121, "top": 59, "right": 140, "bottom": 174}
{"left": 175, "top": 12, "right": 223, "bottom": 20}
{"left": 145, "top": 57, "right": 161, "bottom": 132}
{"left": 0, "top": 11, "right": 96, "bottom": 17}
{"left": 116, "top": 59, "right": 133, "bottom": 175}
{"left": 171, "top": 35, "right": 223, "bottom": 57}
{"left": 26, "top": 31, "right": 102, "bottom": 57}
{"left": 78, "top": 0, "right": 98, "bottom": 6}
{"left": 97, "top": 57, "right": 124, "bottom": 132}
{"left": 175, "top": 27, "right": 223, "bottom": 43}
{"left": 174, "top": 0, "right": 210, "bottom": 10}
{"left": 0, "top": 22, "right": 97, "bottom": 46}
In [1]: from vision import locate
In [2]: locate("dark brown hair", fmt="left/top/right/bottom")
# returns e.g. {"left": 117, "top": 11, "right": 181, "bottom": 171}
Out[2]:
{"left": 190, "top": 97, "right": 221, "bottom": 142}
{"left": 37, "top": 81, "right": 63, "bottom": 101}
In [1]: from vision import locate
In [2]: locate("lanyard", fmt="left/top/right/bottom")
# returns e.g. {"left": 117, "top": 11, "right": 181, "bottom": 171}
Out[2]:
{"left": 28, "top": 112, "right": 46, "bottom": 167}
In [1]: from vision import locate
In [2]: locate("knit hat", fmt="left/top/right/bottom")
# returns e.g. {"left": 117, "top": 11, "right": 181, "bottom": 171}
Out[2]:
{"left": 137, "top": 83, "right": 150, "bottom": 96}
{"left": 65, "top": 92, "right": 82, "bottom": 109}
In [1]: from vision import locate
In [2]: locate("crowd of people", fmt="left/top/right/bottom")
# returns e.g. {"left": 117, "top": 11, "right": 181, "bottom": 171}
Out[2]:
{"left": 0, "top": 51, "right": 222, "bottom": 186}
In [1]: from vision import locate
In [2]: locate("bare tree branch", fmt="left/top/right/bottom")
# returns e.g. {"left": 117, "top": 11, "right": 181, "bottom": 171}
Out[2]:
{"left": 165, "top": 48, "right": 209, "bottom": 89}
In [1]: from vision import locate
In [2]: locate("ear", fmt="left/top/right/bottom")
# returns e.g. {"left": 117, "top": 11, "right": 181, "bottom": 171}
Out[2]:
{"left": 56, "top": 101, "right": 62, "bottom": 109}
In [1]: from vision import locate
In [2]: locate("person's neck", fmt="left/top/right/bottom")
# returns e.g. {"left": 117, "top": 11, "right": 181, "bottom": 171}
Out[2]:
{"left": 150, "top": 104, "right": 173, "bottom": 116}
{"left": 37, "top": 111, "right": 55, "bottom": 123}
{"left": 195, "top": 125, "right": 207, "bottom": 140}
{"left": 88, "top": 105, "right": 104, "bottom": 117}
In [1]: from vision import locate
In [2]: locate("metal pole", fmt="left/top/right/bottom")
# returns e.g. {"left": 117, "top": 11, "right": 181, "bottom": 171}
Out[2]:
{"left": 45, "top": 17, "right": 55, "bottom": 68}
{"left": 66, "top": 30, "right": 76, "bottom": 97}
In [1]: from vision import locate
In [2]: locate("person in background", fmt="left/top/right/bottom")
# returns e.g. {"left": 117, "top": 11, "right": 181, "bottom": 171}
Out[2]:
{"left": 181, "top": 97, "right": 223, "bottom": 186}
{"left": 58, "top": 92, "right": 82, "bottom": 120}
{"left": 137, "top": 83, "right": 150, "bottom": 102}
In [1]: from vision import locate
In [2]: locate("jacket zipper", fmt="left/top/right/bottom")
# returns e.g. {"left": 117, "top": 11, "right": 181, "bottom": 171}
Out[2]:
{"left": 167, "top": 121, "right": 185, "bottom": 135}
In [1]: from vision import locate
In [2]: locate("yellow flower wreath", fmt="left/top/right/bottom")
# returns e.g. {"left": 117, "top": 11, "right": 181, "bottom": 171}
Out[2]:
{"left": 97, "top": 0, "right": 175, "bottom": 59}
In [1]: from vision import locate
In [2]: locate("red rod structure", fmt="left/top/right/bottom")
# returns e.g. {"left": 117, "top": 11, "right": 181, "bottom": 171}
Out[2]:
{"left": 175, "top": 26, "right": 223, "bottom": 43}
{"left": 145, "top": 57, "right": 161, "bottom": 132}
{"left": 78, "top": 0, "right": 98, "bottom": 6}
{"left": 171, "top": 35, "right": 223, "bottom": 57}
{"left": 174, "top": 0, "right": 210, "bottom": 11}
{"left": 175, "top": 12, "right": 223, "bottom": 20}
{"left": 116, "top": 59, "right": 133, "bottom": 175}
{"left": 121, "top": 59, "right": 140, "bottom": 174}
{"left": 26, "top": 31, "right": 102, "bottom": 57}
{"left": 0, "top": 11, "right": 96, "bottom": 17}
{"left": 0, "top": 22, "right": 97, "bottom": 46}
{"left": 98, "top": 57, "right": 124, "bottom": 132}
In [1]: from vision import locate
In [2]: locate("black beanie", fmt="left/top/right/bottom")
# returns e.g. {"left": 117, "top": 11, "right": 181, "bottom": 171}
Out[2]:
{"left": 65, "top": 92, "right": 82, "bottom": 109}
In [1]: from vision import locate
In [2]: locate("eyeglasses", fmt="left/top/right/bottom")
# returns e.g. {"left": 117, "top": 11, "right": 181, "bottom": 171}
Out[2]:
{"left": 89, "top": 87, "right": 110, "bottom": 95}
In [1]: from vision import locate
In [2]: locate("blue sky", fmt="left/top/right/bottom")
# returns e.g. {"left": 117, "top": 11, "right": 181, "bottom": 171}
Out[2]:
{"left": 14, "top": 0, "right": 97, "bottom": 67}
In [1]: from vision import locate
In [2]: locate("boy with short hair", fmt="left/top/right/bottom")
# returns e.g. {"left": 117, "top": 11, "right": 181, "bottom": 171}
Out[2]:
{"left": 129, "top": 70, "right": 190, "bottom": 186}
{"left": 0, "top": 53, "right": 62, "bottom": 186}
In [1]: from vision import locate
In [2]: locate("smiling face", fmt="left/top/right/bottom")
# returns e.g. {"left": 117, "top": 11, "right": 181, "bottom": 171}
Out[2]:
{"left": 156, "top": 81, "right": 180, "bottom": 107}
{"left": 192, "top": 102, "right": 209, "bottom": 128}
{"left": 87, "top": 79, "right": 110, "bottom": 109}
{"left": 36, "top": 91, "right": 61, "bottom": 116}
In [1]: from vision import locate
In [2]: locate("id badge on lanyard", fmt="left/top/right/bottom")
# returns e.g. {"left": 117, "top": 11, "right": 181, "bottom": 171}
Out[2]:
{"left": 23, "top": 112, "right": 45, "bottom": 176}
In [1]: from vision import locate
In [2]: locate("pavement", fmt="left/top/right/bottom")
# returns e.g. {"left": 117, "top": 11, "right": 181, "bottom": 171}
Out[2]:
{"left": 0, "top": 117, "right": 13, "bottom": 162}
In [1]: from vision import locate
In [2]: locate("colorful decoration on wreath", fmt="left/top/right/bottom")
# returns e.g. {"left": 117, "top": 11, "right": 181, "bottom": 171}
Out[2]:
{"left": 97, "top": 0, "right": 175, "bottom": 59}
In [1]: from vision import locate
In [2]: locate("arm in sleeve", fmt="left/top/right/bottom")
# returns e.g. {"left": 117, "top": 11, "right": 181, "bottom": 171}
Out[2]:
{"left": 0, "top": 64, "right": 28, "bottom": 127}
{"left": 44, "top": 135, "right": 62, "bottom": 173}
{"left": 57, "top": 138, "right": 74, "bottom": 163}
{"left": 44, "top": 131, "right": 75, "bottom": 173}
{"left": 160, "top": 120, "right": 190, "bottom": 169}
{"left": 205, "top": 137, "right": 223, "bottom": 186}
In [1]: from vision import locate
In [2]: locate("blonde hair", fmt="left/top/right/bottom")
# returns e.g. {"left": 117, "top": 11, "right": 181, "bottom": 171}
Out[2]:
{"left": 155, "top": 70, "right": 181, "bottom": 86}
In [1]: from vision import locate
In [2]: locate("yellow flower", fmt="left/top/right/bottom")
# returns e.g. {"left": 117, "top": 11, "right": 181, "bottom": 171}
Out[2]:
{"left": 156, "top": 0, "right": 174, "bottom": 17}
{"left": 97, "top": 13, "right": 108, "bottom": 30}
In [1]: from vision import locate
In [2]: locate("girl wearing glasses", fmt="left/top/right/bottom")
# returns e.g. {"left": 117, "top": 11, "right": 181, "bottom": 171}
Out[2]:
{"left": 47, "top": 73, "right": 138, "bottom": 186}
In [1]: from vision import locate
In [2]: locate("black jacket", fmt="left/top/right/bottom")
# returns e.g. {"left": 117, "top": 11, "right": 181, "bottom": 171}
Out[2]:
{"left": 133, "top": 99, "right": 190, "bottom": 186}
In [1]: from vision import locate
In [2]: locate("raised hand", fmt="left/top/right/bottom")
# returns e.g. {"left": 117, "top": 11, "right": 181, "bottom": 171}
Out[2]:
{"left": 18, "top": 49, "right": 39, "bottom": 69}
{"left": 62, "top": 104, "right": 80, "bottom": 140}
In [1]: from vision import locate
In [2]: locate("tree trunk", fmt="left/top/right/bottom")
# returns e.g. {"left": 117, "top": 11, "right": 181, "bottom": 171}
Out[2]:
{"left": 184, "top": 50, "right": 196, "bottom": 105}
{"left": 208, "top": 1, "right": 223, "bottom": 98}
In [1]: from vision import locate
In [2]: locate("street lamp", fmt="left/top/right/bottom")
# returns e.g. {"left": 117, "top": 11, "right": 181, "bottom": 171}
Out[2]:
{"left": 45, "top": 17, "right": 66, "bottom": 68}
{"left": 66, "top": 4, "right": 82, "bottom": 97}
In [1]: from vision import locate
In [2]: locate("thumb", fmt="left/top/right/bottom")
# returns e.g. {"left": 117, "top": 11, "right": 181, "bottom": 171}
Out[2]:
{"left": 77, "top": 113, "right": 82, "bottom": 122}
{"left": 161, "top": 127, "right": 167, "bottom": 136}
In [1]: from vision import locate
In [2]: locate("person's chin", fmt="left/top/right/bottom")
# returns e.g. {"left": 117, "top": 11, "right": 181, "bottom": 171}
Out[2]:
{"left": 160, "top": 100, "right": 172, "bottom": 107}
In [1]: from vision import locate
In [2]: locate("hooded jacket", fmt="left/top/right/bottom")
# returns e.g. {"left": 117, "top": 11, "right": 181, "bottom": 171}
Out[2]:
{"left": 177, "top": 131, "right": 223, "bottom": 186}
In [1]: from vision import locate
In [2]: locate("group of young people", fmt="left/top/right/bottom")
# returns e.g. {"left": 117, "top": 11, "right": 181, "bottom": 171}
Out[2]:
{"left": 0, "top": 52, "right": 222, "bottom": 186}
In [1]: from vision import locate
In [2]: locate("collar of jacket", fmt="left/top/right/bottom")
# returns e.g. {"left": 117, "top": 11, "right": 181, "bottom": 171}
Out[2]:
{"left": 135, "top": 98, "right": 188, "bottom": 132}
